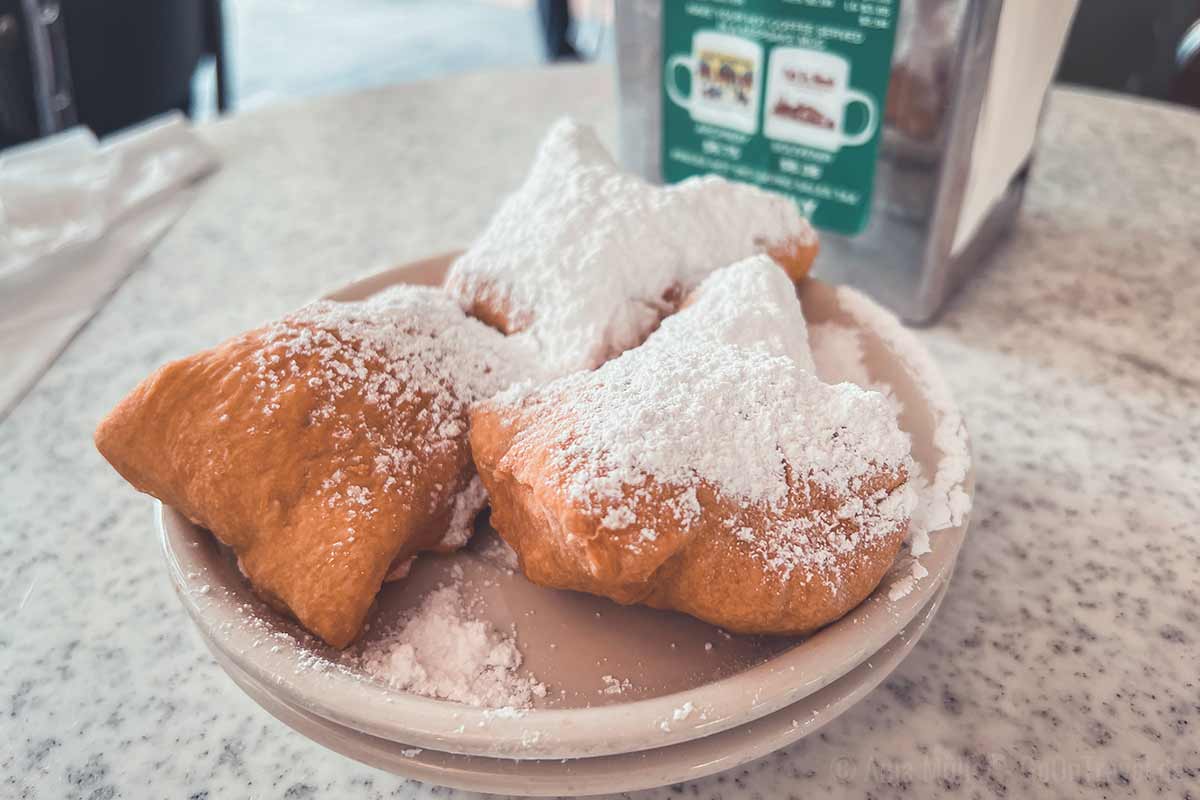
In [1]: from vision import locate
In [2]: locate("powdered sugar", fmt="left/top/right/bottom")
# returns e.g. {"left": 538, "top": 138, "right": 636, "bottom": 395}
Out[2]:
{"left": 686, "top": 252, "right": 816, "bottom": 373}
{"left": 446, "top": 117, "right": 815, "bottom": 376}
{"left": 442, "top": 476, "right": 488, "bottom": 550}
{"left": 834, "top": 285, "right": 972, "bottom": 557}
{"left": 809, "top": 287, "right": 972, "bottom": 600}
{"left": 810, "top": 322, "right": 902, "bottom": 417}
{"left": 672, "top": 701, "right": 696, "bottom": 721}
{"left": 359, "top": 582, "right": 546, "bottom": 708}
{"left": 600, "top": 675, "right": 633, "bottom": 695}
{"left": 490, "top": 258, "right": 915, "bottom": 585}
{"left": 260, "top": 284, "right": 536, "bottom": 421}
{"left": 888, "top": 560, "right": 930, "bottom": 601}
{"left": 473, "top": 531, "right": 521, "bottom": 571}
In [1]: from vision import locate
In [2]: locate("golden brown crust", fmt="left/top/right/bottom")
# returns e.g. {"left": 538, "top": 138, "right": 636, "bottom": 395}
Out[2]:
{"left": 469, "top": 398, "right": 907, "bottom": 637}
{"left": 95, "top": 322, "right": 477, "bottom": 649}
{"left": 766, "top": 235, "right": 820, "bottom": 283}
{"left": 450, "top": 276, "right": 526, "bottom": 336}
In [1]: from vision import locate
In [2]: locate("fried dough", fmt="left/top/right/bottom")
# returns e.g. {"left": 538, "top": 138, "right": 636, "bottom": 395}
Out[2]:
{"left": 96, "top": 286, "right": 532, "bottom": 647}
{"left": 446, "top": 118, "right": 819, "bottom": 376}
{"left": 470, "top": 257, "right": 915, "bottom": 635}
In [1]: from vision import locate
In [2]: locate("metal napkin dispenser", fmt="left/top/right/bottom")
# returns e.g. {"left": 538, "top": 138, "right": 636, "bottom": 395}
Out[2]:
{"left": 616, "top": 0, "right": 1077, "bottom": 322}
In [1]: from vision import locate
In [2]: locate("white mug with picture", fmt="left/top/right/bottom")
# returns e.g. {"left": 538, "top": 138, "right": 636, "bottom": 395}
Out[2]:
{"left": 664, "top": 31, "right": 763, "bottom": 134}
{"left": 764, "top": 47, "right": 878, "bottom": 151}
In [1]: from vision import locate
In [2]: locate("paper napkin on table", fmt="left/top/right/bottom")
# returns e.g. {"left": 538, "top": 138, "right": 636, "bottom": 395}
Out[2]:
{"left": 0, "top": 112, "right": 218, "bottom": 419}
{"left": 950, "top": 0, "right": 1077, "bottom": 255}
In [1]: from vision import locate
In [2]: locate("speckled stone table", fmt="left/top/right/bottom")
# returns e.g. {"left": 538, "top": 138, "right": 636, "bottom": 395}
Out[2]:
{"left": 3, "top": 64, "right": 1198, "bottom": 799}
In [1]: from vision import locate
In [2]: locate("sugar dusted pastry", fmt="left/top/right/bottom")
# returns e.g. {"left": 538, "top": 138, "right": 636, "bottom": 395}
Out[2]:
{"left": 445, "top": 118, "right": 819, "bottom": 376}
{"left": 470, "top": 257, "right": 915, "bottom": 635}
{"left": 95, "top": 286, "right": 533, "bottom": 648}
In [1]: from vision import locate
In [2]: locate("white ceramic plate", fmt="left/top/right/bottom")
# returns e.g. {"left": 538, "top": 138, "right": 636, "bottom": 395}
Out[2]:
{"left": 198, "top": 577, "right": 950, "bottom": 796}
{"left": 161, "top": 252, "right": 973, "bottom": 761}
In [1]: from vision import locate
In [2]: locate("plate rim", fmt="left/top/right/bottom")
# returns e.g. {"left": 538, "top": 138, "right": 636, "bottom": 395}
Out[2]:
{"left": 160, "top": 252, "right": 974, "bottom": 760}
{"left": 199, "top": 577, "right": 952, "bottom": 796}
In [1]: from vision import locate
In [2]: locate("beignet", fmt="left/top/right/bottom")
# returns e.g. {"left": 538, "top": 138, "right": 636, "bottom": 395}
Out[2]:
{"left": 445, "top": 118, "right": 819, "bottom": 376}
{"left": 470, "top": 257, "right": 916, "bottom": 635}
{"left": 96, "top": 286, "right": 533, "bottom": 648}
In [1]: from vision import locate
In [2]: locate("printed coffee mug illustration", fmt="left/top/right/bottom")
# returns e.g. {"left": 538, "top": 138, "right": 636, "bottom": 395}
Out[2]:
{"left": 764, "top": 47, "right": 878, "bottom": 151}
{"left": 666, "top": 31, "right": 762, "bottom": 134}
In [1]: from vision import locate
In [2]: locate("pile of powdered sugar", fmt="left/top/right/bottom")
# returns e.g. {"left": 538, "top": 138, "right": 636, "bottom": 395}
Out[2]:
{"left": 446, "top": 117, "right": 816, "bottom": 376}
{"left": 209, "top": 568, "right": 544, "bottom": 710}
{"left": 358, "top": 578, "right": 546, "bottom": 708}
{"left": 684, "top": 254, "right": 817, "bottom": 372}
{"left": 834, "top": 286, "right": 971, "bottom": 553}
{"left": 809, "top": 286, "right": 973, "bottom": 600}
{"left": 491, "top": 258, "right": 916, "bottom": 587}
{"left": 243, "top": 285, "right": 538, "bottom": 546}
{"left": 810, "top": 321, "right": 901, "bottom": 419}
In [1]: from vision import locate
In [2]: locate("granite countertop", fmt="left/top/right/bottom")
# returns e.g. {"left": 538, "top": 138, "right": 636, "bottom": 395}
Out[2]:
{"left": 2, "top": 64, "right": 1198, "bottom": 799}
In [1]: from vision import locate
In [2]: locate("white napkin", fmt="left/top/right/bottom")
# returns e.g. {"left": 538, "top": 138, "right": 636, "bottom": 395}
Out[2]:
{"left": 0, "top": 112, "right": 218, "bottom": 418}
{"left": 950, "top": 0, "right": 1077, "bottom": 254}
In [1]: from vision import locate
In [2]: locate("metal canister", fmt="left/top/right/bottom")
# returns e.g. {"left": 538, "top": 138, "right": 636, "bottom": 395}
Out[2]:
{"left": 616, "top": 0, "right": 1075, "bottom": 322}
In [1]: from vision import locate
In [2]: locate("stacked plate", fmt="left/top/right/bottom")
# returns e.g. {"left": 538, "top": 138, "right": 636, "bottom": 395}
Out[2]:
{"left": 160, "top": 254, "right": 973, "bottom": 796}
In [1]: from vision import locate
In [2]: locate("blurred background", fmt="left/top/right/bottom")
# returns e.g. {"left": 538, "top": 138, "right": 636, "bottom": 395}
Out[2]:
{"left": 1, "top": 0, "right": 1200, "bottom": 149}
